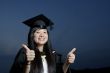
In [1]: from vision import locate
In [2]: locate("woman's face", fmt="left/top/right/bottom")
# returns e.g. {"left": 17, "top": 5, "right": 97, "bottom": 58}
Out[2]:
{"left": 34, "top": 29, "right": 48, "bottom": 45}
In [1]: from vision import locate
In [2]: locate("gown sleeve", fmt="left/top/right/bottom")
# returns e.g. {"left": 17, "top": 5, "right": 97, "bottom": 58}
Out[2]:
{"left": 56, "top": 63, "right": 71, "bottom": 73}
{"left": 54, "top": 52, "right": 71, "bottom": 73}
{"left": 9, "top": 48, "right": 26, "bottom": 73}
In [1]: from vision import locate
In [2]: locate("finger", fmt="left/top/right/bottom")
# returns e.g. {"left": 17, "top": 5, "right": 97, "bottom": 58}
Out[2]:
{"left": 22, "top": 44, "right": 30, "bottom": 52}
{"left": 30, "top": 50, "right": 35, "bottom": 53}
{"left": 68, "top": 54, "right": 74, "bottom": 57}
{"left": 27, "top": 56, "right": 35, "bottom": 61}
{"left": 30, "top": 52, "right": 35, "bottom": 56}
{"left": 30, "top": 50, "right": 35, "bottom": 55}
{"left": 69, "top": 48, "right": 76, "bottom": 54}
{"left": 68, "top": 56, "right": 75, "bottom": 59}
{"left": 27, "top": 55, "right": 35, "bottom": 58}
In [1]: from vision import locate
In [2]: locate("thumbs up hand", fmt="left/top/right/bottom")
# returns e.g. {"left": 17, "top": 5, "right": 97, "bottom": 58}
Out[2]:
{"left": 22, "top": 44, "right": 35, "bottom": 64}
{"left": 66, "top": 48, "right": 76, "bottom": 64}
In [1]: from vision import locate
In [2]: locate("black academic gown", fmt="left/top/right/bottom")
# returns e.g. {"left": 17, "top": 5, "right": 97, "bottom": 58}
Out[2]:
{"left": 9, "top": 48, "right": 71, "bottom": 73}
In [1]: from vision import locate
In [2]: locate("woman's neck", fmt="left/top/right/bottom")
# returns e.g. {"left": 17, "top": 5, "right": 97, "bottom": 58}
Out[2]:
{"left": 37, "top": 45, "right": 44, "bottom": 52}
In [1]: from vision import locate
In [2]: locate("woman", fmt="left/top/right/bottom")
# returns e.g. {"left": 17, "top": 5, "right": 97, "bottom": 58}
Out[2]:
{"left": 10, "top": 14, "right": 76, "bottom": 73}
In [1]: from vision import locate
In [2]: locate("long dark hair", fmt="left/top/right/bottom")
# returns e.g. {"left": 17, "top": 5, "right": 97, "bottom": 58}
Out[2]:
{"left": 27, "top": 27, "right": 56, "bottom": 73}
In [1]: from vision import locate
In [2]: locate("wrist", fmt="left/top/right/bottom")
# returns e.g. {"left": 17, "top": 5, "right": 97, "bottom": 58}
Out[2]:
{"left": 26, "top": 61, "right": 31, "bottom": 65}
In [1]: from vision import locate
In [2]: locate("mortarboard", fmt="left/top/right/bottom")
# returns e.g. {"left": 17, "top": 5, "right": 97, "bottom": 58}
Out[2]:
{"left": 22, "top": 14, "right": 54, "bottom": 30}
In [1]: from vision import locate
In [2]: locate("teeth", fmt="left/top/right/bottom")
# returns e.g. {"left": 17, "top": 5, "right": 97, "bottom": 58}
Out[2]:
{"left": 39, "top": 38, "right": 45, "bottom": 40}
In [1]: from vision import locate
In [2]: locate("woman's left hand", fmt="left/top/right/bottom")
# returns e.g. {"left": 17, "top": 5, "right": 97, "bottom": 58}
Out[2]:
{"left": 66, "top": 48, "right": 76, "bottom": 64}
{"left": 63, "top": 48, "right": 76, "bottom": 73}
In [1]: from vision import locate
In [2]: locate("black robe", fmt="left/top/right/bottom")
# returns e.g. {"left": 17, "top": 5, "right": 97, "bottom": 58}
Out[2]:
{"left": 9, "top": 48, "right": 71, "bottom": 73}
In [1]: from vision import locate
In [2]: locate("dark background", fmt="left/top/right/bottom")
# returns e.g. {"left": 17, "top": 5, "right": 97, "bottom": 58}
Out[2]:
{"left": 0, "top": 0, "right": 110, "bottom": 73}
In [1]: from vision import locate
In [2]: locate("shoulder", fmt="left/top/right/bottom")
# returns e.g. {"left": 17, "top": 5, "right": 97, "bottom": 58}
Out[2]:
{"left": 14, "top": 48, "right": 26, "bottom": 63}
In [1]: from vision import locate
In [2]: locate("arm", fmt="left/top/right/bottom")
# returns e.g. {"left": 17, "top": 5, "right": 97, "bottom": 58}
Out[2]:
{"left": 63, "top": 60, "right": 70, "bottom": 73}
{"left": 24, "top": 62, "right": 31, "bottom": 73}
{"left": 22, "top": 44, "right": 35, "bottom": 73}
{"left": 10, "top": 44, "right": 35, "bottom": 73}
{"left": 63, "top": 48, "right": 76, "bottom": 73}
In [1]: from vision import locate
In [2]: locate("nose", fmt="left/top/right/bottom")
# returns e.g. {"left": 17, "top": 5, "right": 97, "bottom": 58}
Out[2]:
{"left": 39, "top": 33, "right": 44, "bottom": 37}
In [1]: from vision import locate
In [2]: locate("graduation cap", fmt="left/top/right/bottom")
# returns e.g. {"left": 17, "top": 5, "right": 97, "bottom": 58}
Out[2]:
{"left": 22, "top": 14, "right": 54, "bottom": 30}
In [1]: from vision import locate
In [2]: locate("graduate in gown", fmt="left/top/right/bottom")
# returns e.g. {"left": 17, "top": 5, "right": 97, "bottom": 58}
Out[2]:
{"left": 9, "top": 14, "right": 76, "bottom": 73}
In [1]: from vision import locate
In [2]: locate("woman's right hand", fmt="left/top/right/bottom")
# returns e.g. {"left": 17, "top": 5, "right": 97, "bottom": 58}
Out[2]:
{"left": 22, "top": 44, "right": 35, "bottom": 64}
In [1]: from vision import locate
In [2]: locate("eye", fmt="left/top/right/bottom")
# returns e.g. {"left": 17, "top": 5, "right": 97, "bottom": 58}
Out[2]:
{"left": 35, "top": 31, "right": 40, "bottom": 34}
{"left": 44, "top": 31, "right": 47, "bottom": 34}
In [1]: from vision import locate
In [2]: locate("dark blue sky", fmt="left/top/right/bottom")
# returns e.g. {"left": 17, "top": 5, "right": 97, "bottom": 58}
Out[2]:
{"left": 0, "top": 0, "right": 110, "bottom": 73}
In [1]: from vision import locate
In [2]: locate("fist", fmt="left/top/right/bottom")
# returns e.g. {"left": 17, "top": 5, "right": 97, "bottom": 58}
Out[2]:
{"left": 67, "top": 48, "right": 76, "bottom": 64}
{"left": 22, "top": 44, "right": 35, "bottom": 63}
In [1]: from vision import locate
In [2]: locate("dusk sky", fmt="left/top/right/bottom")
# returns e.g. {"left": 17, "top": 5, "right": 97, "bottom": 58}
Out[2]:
{"left": 0, "top": 0, "right": 110, "bottom": 73}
